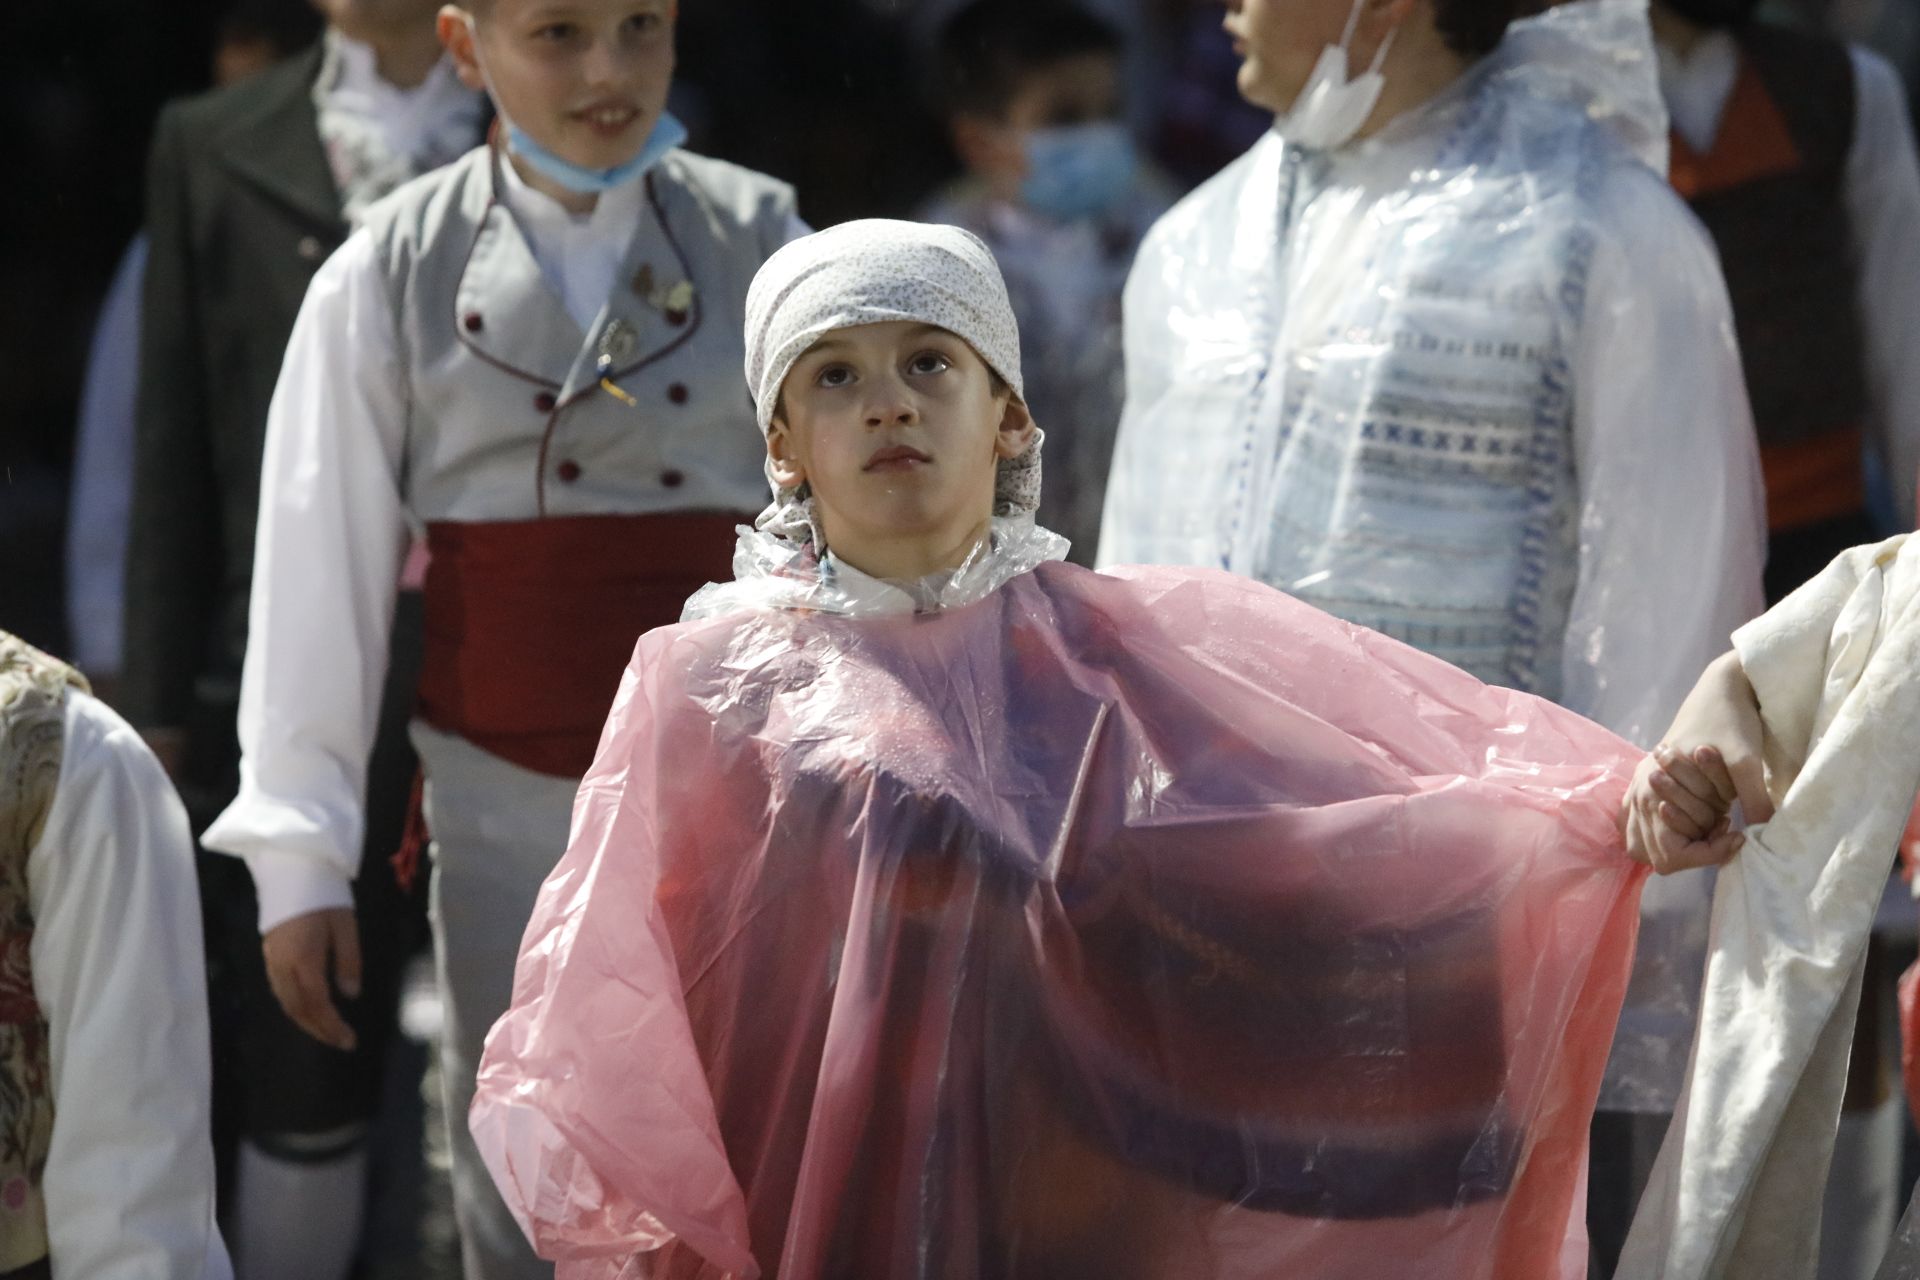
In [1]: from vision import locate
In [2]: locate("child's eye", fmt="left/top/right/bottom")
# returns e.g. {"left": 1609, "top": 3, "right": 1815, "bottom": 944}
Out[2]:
{"left": 815, "top": 365, "right": 854, "bottom": 389}
{"left": 533, "top": 21, "right": 579, "bottom": 42}
{"left": 624, "top": 11, "right": 664, "bottom": 35}
{"left": 907, "top": 352, "right": 952, "bottom": 376}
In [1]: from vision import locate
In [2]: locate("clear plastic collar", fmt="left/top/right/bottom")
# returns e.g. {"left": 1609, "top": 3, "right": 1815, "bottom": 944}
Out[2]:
{"left": 682, "top": 517, "right": 1071, "bottom": 622}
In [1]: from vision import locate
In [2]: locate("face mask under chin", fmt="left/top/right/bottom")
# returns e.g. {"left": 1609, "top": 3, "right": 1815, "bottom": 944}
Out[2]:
{"left": 1271, "top": 0, "right": 1399, "bottom": 152}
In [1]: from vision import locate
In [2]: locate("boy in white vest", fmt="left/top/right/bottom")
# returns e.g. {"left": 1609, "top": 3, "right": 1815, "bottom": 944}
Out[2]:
{"left": 198, "top": 1, "right": 804, "bottom": 1274}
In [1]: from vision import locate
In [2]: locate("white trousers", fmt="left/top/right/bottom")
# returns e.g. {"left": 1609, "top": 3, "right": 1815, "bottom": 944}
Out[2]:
{"left": 414, "top": 722, "right": 579, "bottom": 1280}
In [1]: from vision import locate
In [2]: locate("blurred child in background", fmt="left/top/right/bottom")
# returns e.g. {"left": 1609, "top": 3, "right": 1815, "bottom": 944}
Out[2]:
{"left": 919, "top": 0, "right": 1177, "bottom": 564}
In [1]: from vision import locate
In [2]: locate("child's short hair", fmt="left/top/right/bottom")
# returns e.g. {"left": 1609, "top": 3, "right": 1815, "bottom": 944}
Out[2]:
{"left": 219, "top": 0, "right": 324, "bottom": 57}
{"left": 936, "top": 0, "right": 1123, "bottom": 119}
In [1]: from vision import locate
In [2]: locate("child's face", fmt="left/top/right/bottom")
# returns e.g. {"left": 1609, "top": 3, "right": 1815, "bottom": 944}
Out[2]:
{"left": 768, "top": 321, "right": 1035, "bottom": 564}
{"left": 952, "top": 52, "right": 1122, "bottom": 200}
{"left": 440, "top": 0, "right": 675, "bottom": 172}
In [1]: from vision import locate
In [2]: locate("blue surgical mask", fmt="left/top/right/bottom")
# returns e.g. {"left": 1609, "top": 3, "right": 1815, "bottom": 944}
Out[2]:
{"left": 1019, "top": 121, "right": 1138, "bottom": 223}
{"left": 504, "top": 110, "right": 688, "bottom": 195}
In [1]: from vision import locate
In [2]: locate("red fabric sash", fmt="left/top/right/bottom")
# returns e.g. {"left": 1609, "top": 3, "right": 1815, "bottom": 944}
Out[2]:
{"left": 1760, "top": 426, "right": 1867, "bottom": 531}
{"left": 417, "top": 512, "right": 744, "bottom": 778}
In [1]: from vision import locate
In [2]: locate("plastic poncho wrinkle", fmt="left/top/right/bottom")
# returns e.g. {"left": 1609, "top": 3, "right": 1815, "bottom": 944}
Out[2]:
{"left": 473, "top": 560, "right": 1649, "bottom": 1278}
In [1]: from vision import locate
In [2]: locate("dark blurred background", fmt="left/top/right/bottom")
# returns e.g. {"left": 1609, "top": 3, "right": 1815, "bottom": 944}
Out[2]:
{"left": 3, "top": 2, "right": 233, "bottom": 653}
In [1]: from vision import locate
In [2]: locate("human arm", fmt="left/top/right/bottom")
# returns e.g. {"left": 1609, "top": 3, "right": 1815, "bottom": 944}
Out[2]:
{"left": 1621, "top": 649, "right": 1769, "bottom": 872}
{"left": 1560, "top": 171, "right": 1767, "bottom": 748}
{"left": 1845, "top": 47, "right": 1920, "bottom": 530}
{"left": 122, "top": 108, "right": 220, "bottom": 745}
{"left": 1621, "top": 533, "right": 1920, "bottom": 866}
{"left": 65, "top": 235, "right": 148, "bottom": 690}
{"left": 197, "top": 232, "right": 409, "bottom": 1040}
{"left": 29, "top": 694, "right": 231, "bottom": 1280}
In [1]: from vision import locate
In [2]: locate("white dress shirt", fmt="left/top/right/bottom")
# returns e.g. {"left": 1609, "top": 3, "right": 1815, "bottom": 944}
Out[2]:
{"left": 31, "top": 692, "right": 230, "bottom": 1280}
{"left": 1660, "top": 32, "right": 1920, "bottom": 527}
{"left": 63, "top": 235, "right": 147, "bottom": 678}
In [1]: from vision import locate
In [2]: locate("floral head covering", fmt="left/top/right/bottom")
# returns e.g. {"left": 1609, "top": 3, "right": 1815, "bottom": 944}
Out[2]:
{"left": 742, "top": 219, "right": 1043, "bottom": 550}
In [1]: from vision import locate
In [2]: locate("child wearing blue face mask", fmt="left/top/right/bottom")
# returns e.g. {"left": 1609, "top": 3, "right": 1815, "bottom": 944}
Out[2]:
{"left": 194, "top": 2, "right": 805, "bottom": 1276}
{"left": 918, "top": 0, "right": 1178, "bottom": 567}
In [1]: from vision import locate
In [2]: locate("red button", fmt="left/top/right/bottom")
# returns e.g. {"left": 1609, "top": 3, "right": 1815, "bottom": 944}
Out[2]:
{"left": 533, "top": 391, "right": 557, "bottom": 412}
{"left": 463, "top": 312, "right": 484, "bottom": 333}
{"left": 667, "top": 383, "right": 690, "bottom": 405}
{"left": 665, "top": 307, "right": 689, "bottom": 328}
{"left": 557, "top": 460, "right": 582, "bottom": 483}
{"left": 660, "top": 469, "right": 686, "bottom": 488}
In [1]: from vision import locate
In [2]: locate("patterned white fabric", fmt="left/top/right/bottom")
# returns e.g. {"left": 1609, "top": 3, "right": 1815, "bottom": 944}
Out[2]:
{"left": 741, "top": 219, "right": 1041, "bottom": 550}
{"left": 312, "top": 30, "right": 485, "bottom": 227}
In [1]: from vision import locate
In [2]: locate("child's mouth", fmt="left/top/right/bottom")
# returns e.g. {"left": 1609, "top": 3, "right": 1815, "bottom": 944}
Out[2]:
{"left": 575, "top": 102, "right": 642, "bottom": 138}
{"left": 864, "top": 446, "right": 933, "bottom": 473}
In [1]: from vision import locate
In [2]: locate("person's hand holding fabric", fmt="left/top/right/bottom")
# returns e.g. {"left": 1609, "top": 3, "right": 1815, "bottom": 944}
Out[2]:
{"left": 1623, "top": 649, "right": 1771, "bottom": 872}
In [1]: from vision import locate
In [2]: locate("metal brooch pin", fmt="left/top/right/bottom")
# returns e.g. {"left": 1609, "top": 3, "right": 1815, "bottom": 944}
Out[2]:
{"left": 632, "top": 263, "right": 696, "bottom": 323}
{"left": 597, "top": 318, "right": 639, "bottom": 365}
{"left": 596, "top": 320, "right": 641, "bottom": 406}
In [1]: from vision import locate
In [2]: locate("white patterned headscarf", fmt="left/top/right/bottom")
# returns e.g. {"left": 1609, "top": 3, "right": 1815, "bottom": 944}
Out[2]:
{"left": 743, "top": 219, "right": 1043, "bottom": 551}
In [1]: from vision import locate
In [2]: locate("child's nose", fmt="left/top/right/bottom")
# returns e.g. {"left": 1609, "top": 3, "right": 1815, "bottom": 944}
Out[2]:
{"left": 582, "top": 36, "right": 625, "bottom": 86}
{"left": 865, "top": 393, "right": 920, "bottom": 428}
{"left": 863, "top": 372, "right": 921, "bottom": 427}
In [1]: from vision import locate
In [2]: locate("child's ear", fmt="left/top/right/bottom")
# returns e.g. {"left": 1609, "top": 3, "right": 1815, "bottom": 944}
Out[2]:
{"left": 766, "top": 418, "right": 808, "bottom": 489}
{"left": 438, "top": 6, "right": 487, "bottom": 93}
{"left": 993, "top": 397, "right": 1038, "bottom": 460}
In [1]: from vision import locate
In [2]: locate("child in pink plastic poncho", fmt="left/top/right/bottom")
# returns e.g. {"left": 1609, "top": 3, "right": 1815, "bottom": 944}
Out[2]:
{"left": 470, "top": 220, "right": 1690, "bottom": 1280}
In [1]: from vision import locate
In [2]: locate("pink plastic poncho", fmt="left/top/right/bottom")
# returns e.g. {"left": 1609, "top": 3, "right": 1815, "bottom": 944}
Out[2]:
{"left": 471, "top": 561, "right": 1647, "bottom": 1280}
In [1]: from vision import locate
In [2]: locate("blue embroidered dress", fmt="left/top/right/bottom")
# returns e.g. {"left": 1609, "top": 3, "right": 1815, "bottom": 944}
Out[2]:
{"left": 1100, "top": 0, "right": 1763, "bottom": 746}
{"left": 1100, "top": 0, "right": 1767, "bottom": 1113}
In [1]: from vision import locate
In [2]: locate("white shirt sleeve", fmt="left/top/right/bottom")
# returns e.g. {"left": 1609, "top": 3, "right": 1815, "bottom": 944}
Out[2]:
{"left": 1846, "top": 46, "right": 1920, "bottom": 530}
{"left": 1560, "top": 170, "right": 1767, "bottom": 748}
{"left": 63, "top": 235, "right": 148, "bottom": 678}
{"left": 199, "top": 231, "right": 411, "bottom": 933}
{"left": 29, "top": 693, "right": 232, "bottom": 1280}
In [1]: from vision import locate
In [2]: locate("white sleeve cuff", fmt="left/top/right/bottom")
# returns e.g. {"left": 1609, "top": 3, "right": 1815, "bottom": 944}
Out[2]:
{"left": 245, "top": 849, "right": 356, "bottom": 934}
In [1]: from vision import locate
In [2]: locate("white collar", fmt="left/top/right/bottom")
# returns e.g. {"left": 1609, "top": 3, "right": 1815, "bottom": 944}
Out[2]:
{"left": 317, "top": 29, "right": 483, "bottom": 156}
{"left": 819, "top": 552, "right": 955, "bottom": 616}
{"left": 1655, "top": 29, "right": 1741, "bottom": 154}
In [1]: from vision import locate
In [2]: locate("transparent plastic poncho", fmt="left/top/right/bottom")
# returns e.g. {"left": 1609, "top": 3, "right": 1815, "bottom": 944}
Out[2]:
{"left": 1098, "top": 0, "right": 1765, "bottom": 1113}
{"left": 471, "top": 521, "right": 1650, "bottom": 1279}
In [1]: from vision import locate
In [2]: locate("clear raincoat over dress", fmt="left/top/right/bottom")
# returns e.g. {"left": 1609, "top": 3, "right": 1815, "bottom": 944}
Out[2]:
{"left": 1097, "top": 0, "right": 1765, "bottom": 1113}
{"left": 471, "top": 525, "right": 1650, "bottom": 1279}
